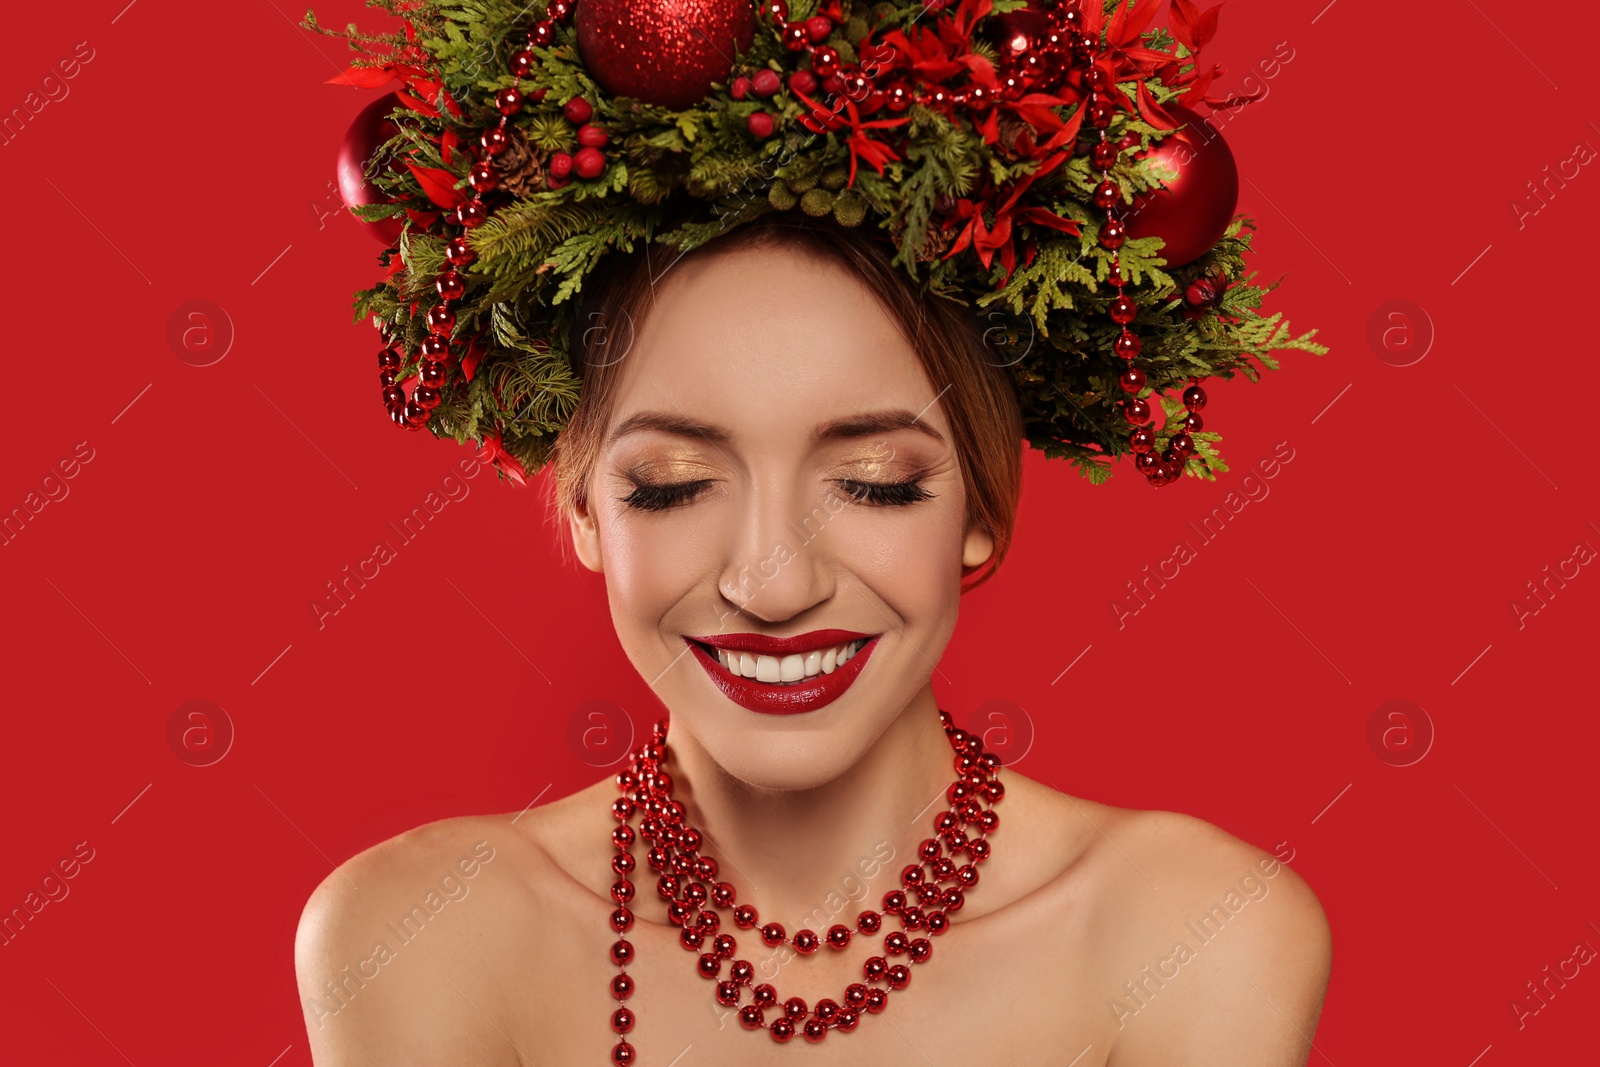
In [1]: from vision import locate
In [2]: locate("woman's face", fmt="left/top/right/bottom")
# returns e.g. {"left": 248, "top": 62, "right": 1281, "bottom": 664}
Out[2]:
{"left": 568, "top": 239, "right": 994, "bottom": 790}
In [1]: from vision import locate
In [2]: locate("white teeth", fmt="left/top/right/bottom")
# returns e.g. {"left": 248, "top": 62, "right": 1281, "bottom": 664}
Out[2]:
{"left": 708, "top": 639, "right": 866, "bottom": 685}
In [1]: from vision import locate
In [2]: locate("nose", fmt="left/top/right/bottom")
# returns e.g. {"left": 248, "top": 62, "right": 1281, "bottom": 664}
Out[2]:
{"left": 717, "top": 474, "right": 838, "bottom": 623}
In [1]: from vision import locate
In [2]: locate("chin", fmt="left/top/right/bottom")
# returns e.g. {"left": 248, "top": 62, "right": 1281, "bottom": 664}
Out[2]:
{"left": 666, "top": 694, "right": 903, "bottom": 794}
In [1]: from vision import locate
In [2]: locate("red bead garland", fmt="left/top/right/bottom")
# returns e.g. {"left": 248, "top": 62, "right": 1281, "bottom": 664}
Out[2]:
{"left": 606, "top": 710, "right": 1002, "bottom": 1059}
{"left": 376, "top": 0, "right": 586, "bottom": 432}
{"left": 1070, "top": 29, "right": 1212, "bottom": 488}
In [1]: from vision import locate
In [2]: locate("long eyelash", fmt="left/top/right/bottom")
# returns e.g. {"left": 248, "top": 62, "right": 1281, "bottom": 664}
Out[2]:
{"left": 620, "top": 477, "right": 935, "bottom": 513}
{"left": 620, "top": 479, "right": 712, "bottom": 512}
{"left": 838, "top": 479, "right": 936, "bottom": 507}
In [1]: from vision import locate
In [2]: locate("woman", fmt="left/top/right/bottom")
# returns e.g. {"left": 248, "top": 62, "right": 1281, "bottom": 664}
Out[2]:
{"left": 294, "top": 213, "right": 1331, "bottom": 1065}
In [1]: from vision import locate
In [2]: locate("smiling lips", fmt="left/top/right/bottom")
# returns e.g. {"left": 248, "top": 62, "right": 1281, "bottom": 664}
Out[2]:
{"left": 684, "top": 629, "right": 881, "bottom": 715}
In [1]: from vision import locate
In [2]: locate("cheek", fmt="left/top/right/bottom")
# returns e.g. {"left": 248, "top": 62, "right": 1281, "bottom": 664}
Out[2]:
{"left": 600, "top": 517, "right": 712, "bottom": 634}
{"left": 837, "top": 501, "right": 966, "bottom": 615}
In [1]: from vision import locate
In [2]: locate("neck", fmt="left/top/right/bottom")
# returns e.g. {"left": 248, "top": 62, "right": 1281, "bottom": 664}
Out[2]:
{"left": 662, "top": 684, "right": 954, "bottom": 936}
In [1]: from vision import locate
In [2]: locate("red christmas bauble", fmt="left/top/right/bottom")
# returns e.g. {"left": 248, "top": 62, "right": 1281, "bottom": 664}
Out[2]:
{"left": 1118, "top": 105, "right": 1238, "bottom": 267}
{"left": 336, "top": 92, "right": 406, "bottom": 245}
{"left": 575, "top": 0, "right": 755, "bottom": 109}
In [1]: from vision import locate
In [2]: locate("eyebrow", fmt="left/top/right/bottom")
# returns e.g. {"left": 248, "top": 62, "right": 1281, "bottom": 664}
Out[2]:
{"left": 605, "top": 408, "right": 948, "bottom": 449}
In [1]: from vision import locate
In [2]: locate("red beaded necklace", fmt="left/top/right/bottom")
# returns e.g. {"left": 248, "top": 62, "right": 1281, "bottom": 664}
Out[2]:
{"left": 603, "top": 709, "right": 1004, "bottom": 1063}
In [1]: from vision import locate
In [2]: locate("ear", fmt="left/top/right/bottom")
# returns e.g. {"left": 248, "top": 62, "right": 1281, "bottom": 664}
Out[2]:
{"left": 960, "top": 521, "right": 995, "bottom": 574}
{"left": 568, "top": 496, "right": 604, "bottom": 574}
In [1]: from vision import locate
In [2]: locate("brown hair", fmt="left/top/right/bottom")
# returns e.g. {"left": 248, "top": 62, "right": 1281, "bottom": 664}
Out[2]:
{"left": 544, "top": 212, "right": 1024, "bottom": 592}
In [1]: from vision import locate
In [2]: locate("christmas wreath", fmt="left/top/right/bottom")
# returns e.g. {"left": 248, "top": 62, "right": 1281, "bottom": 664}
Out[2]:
{"left": 306, "top": 0, "right": 1328, "bottom": 488}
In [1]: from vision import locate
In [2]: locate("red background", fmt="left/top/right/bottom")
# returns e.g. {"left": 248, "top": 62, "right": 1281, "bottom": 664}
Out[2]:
{"left": 3, "top": 0, "right": 1596, "bottom": 1063}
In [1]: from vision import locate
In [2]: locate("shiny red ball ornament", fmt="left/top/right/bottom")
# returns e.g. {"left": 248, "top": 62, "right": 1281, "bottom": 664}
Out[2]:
{"left": 495, "top": 88, "right": 523, "bottom": 115}
{"left": 1098, "top": 216, "right": 1126, "bottom": 249}
{"left": 413, "top": 385, "right": 442, "bottom": 411}
{"left": 575, "top": 0, "right": 756, "bottom": 109}
{"left": 1119, "top": 104, "right": 1239, "bottom": 267}
{"left": 445, "top": 236, "right": 475, "bottom": 266}
{"left": 481, "top": 124, "right": 510, "bottom": 155}
{"left": 427, "top": 303, "right": 455, "bottom": 334}
{"left": 335, "top": 92, "right": 406, "bottom": 245}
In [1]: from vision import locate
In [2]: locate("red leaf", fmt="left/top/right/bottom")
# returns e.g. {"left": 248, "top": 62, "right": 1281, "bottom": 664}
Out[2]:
{"left": 1169, "top": 0, "right": 1200, "bottom": 51}
{"left": 1203, "top": 83, "right": 1267, "bottom": 110}
{"left": 405, "top": 162, "right": 465, "bottom": 209}
{"left": 1191, "top": 3, "right": 1223, "bottom": 49}
{"left": 441, "top": 129, "right": 458, "bottom": 168}
{"left": 394, "top": 88, "right": 438, "bottom": 117}
{"left": 1107, "top": 0, "right": 1160, "bottom": 47}
{"left": 1136, "top": 77, "right": 1178, "bottom": 129}
{"left": 326, "top": 64, "right": 396, "bottom": 88}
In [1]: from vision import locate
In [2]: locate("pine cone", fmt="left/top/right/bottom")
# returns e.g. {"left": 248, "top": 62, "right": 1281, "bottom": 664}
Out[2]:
{"left": 494, "top": 126, "right": 545, "bottom": 197}
{"left": 915, "top": 220, "right": 956, "bottom": 263}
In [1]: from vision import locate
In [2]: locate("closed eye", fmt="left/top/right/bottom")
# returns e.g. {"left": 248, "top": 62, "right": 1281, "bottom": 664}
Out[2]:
{"left": 619, "top": 478, "right": 934, "bottom": 512}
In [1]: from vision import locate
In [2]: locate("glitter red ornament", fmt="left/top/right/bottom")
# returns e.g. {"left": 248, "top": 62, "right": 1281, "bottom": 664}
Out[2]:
{"left": 575, "top": 0, "right": 757, "bottom": 109}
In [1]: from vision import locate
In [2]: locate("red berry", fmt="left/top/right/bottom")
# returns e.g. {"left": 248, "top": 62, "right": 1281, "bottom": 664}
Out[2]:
{"left": 788, "top": 70, "right": 818, "bottom": 95}
{"left": 746, "top": 111, "right": 775, "bottom": 138}
{"left": 563, "top": 97, "right": 593, "bottom": 124}
{"left": 578, "top": 123, "right": 609, "bottom": 148}
{"left": 1184, "top": 279, "right": 1216, "bottom": 307}
{"left": 731, "top": 76, "right": 752, "bottom": 100}
{"left": 574, "top": 146, "right": 605, "bottom": 179}
{"left": 751, "top": 69, "right": 781, "bottom": 96}
{"left": 805, "top": 15, "right": 832, "bottom": 41}
{"left": 548, "top": 151, "right": 573, "bottom": 178}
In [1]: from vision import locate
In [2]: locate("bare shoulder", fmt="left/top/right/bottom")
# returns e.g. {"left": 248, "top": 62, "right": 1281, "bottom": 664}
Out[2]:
{"left": 293, "top": 811, "right": 554, "bottom": 1067}
{"left": 1081, "top": 804, "right": 1332, "bottom": 1066}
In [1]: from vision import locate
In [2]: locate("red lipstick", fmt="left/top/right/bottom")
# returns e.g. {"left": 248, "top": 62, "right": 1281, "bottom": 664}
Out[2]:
{"left": 684, "top": 632, "right": 880, "bottom": 715}
{"left": 686, "top": 629, "right": 872, "bottom": 655}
